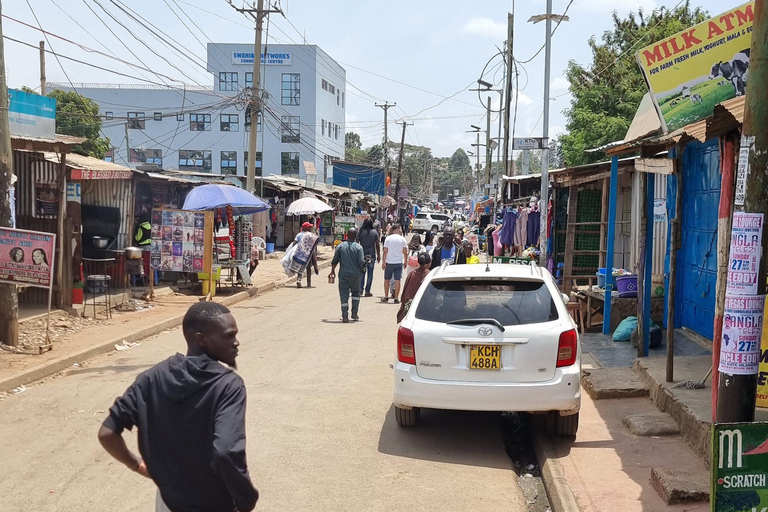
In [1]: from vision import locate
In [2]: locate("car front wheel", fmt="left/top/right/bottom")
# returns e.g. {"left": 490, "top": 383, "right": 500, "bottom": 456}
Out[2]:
{"left": 395, "top": 405, "right": 420, "bottom": 427}
{"left": 554, "top": 412, "right": 579, "bottom": 436}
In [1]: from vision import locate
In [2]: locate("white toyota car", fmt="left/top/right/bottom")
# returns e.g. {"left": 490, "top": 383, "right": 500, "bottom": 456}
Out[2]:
{"left": 392, "top": 261, "right": 581, "bottom": 436}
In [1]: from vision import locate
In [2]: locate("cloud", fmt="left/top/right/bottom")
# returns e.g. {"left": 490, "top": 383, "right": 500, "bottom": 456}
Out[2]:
{"left": 579, "top": 0, "right": 657, "bottom": 14}
{"left": 515, "top": 92, "right": 533, "bottom": 107}
{"left": 551, "top": 77, "right": 569, "bottom": 93}
{"left": 461, "top": 18, "right": 507, "bottom": 40}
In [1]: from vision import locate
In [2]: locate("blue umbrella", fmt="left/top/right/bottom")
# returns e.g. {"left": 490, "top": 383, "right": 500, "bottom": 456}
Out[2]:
{"left": 182, "top": 184, "right": 270, "bottom": 215}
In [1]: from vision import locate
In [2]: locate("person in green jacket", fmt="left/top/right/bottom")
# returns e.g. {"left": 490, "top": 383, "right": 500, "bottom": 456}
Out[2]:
{"left": 329, "top": 227, "right": 365, "bottom": 323}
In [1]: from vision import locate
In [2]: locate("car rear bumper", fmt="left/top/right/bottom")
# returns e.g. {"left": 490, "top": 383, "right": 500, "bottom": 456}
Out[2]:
{"left": 393, "top": 360, "right": 581, "bottom": 413}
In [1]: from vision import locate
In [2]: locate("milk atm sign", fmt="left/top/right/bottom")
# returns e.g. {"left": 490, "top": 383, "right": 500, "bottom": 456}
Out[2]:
{"left": 712, "top": 422, "right": 768, "bottom": 511}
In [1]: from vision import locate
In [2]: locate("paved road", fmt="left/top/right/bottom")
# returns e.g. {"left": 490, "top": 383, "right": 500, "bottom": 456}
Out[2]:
{"left": 0, "top": 270, "right": 526, "bottom": 511}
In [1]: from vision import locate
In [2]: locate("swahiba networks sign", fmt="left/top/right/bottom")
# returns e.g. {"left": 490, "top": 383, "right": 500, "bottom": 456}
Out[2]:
{"left": 8, "top": 88, "right": 56, "bottom": 140}
{"left": 636, "top": 1, "right": 754, "bottom": 133}
{"left": 231, "top": 51, "right": 291, "bottom": 66}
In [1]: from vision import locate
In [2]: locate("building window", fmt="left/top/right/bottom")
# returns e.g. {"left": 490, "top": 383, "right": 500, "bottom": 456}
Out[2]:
{"left": 130, "top": 148, "right": 163, "bottom": 166}
{"left": 281, "top": 73, "right": 300, "bottom": 106}
{"left": 244, "top": 151, "right": 263, "bottom": 175}
{"left": 245, "top": 109, "right": 261, "bottom": 132}
{"left": 189, "top": 113, "right": 211, "bottom": 131}
{"left": 105, "top": 111, "right": 113, "bottom": 120}
{"left": 321, "top": 79, "right": 327, "bottom": 91}
{"left": 219, "top": 72, "right": 238, "bottom": 91}
{"left": 154, "top": 112, "right": 162, "bottom": 121}
{"left": 245, "top": 72, "right": 253, "bottom": 89}
{"left": 104, "top": 148, "right": 114, "bottom": 162}
{"left": 334, "top": 124, "right": 339, "bottom": 140}
{"left": 178, "top": 150, "right": 212, "bottom": 172}
{"left": 220, "top": 151, "right": 237, "bottom": 175}
{"left": 220, "top": 114, "right": 239, "bottom": 132}
{"left": 281, "top": 152, "right": 300, "bottom": 177}
{"left": 127, "top": 112, "right": 145, "bottom": 130}
{"left": 342, "top": 92, "right": 345, "bottom": 108}
{"left": 281, "top": 115, "right": 300, "bottom": 143}
{"left": 337, "top": 90, "right": 340, "bottom": 106}
{"left": 321, "top": 120, "right": 325, "bottom": 136}
{"left": 176, "top": 113, "right": 184, "bottom": 121}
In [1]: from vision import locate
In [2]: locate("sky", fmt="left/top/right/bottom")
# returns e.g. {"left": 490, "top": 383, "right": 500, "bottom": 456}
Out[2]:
{"left": 3, "top": 0, "right": 729, "bottom": 159}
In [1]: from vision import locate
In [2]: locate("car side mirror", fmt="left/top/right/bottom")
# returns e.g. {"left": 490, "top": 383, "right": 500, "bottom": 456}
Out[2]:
{"left": 562, "top": 293, "right": 570, "bottom": 304}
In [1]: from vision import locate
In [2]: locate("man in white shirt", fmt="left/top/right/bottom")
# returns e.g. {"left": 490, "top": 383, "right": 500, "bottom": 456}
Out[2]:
{"left": 381, "top": 223, "right": 408, "bottom": 303}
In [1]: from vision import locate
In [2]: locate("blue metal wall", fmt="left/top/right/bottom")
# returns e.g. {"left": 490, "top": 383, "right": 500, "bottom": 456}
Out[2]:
{"left": 675, "top": 138, "right": 721, "bottom": 339}
{"left": 332, "top": 162, "right": 385, "bottom": 196}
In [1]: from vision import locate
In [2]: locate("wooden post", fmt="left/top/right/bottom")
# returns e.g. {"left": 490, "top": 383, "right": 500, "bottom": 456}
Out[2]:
{"left": 57, "top": 152, "right": 71, "bottom": 309}
{"left": 602, "top": 156, "right": 619, "bottom": 335}
{"left": 641, "top": 172, "right": 655, "bottom": 357}
{"left": 0, "top": 4, "right": 19, "bottom": 346}
{"left": 666, "top": 159, "right": 683, "bottom": 382}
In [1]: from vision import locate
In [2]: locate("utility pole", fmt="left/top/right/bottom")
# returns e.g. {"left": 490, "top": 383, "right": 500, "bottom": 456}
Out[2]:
{"left": 485, "top": 97, "right": 492, "bottom": 185}
{"left": 375, "top": 101, "right": 395, "bottom": 180}
{"left": 539, "top": 0, "right": 553, "bottom": 267}
{"left": 39, "top": 40, "right": 45, "bottom": 95}
{"left": 394, "top": 121, "right": 412, "bottom": 210}
{"left": 716, "top": 0, "right": 768, "bottom": 422}
{"left": 124, "top": 122, "right": 130, "bottom": 164}
{"left": 502, "top": 12, "right": 514, "bottom": 176}
{"left": 228, "top": 0, "right": 282, "bottom": 196}
{"left": 0, "top": 4, "right": 19, "bottom": 347}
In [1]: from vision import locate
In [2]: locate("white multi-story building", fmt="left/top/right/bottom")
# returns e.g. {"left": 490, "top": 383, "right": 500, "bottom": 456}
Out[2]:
{"left": 50, "top": 43, "right": 346, "bottom": 185}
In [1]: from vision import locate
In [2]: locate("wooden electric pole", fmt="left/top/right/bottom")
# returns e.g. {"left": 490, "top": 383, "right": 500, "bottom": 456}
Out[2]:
{"left": 393, "top": 121, "right": 412, "bottom": 210}
{"left": 716, "top": 0, "right": 768, "bottom": 422}
{"left": 39, "top": 41, "right": 46, "bottom": 95}
{"left": 229, "top": 0, "right": 281, "bottom": 196}
{"left": 0, "top": 2, "right": 19, "bottom": 346}
{"left": 502, "top": 12, "right": 514, "bottom": 176}
{"left": 375, "top": 101, "right": 395, "bottom": 179}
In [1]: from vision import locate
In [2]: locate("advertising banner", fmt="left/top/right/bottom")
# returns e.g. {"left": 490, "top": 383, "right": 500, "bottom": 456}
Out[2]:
{"left": 727, "top": 212, "right": 763, "bottom": 295}
{"left": 754, "top": 300, "right": 768, "bottom": 408}
{"left": 0, "top": 227, "right": 56, "bottom": 288}
{"left": 712, "top": 422, "right": 768, "bottom": 510}
{"left": 149, "top": 209, "right": 212, "bottom": 273}
{"left": 718, "top": 295, "right": 765, "bottom": 375}
{"left": 8, "top": 88, "right": 56, "bottom": 140}
{"left": 636, "top": 2, "right": 754, "bottom": 132}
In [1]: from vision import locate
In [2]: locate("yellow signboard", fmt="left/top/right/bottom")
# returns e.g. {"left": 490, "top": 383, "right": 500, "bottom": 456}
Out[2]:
{"left": 756, "top": 300, "right": 768, "bottom": 408}
{"left": 636, "top": 2, "right": 754, "bottom": 132}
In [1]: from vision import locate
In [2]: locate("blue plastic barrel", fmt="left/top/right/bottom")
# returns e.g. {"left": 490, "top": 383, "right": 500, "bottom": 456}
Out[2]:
{"left": 266, "top": 242, "right": 275, "bottom": 254}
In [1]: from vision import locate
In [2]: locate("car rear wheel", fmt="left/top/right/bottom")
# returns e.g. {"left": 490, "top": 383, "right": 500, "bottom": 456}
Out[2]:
{"left": 554, "top": 412, "right": 579, "bottom": 436}
{"left": 395, "top": 405, "right": 420, "bottom": 427}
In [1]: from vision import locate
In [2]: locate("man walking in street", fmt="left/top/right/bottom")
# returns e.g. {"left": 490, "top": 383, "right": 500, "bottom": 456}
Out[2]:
{"left": 356, "top": 218, "right": 380, "bottom": 297}
{"left": 329, "top": 227, "right": 366, "bottom": 323}
{"left": 381, "top": 223, "right": 408, "bottom": 303}
{"left": 430, "top": 225, "right": 467, "bottom": 269}
{"left": 97, "top": 302, "right": 259, "bottom": 512}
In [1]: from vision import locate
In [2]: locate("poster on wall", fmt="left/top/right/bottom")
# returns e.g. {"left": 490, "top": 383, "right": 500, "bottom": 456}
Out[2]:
{"left": 335, "top": 215, "right": 355, "bottom": 241}
{"left": 0, "top": 227, "right": 56, "bottom": 288}
{"left": 727, "top": 212, "right": 763, "bottom": 295}
{"left": 711, "top": 422, "right": 768, "bottom": 511}
{"left": 718, "top": 295, "right": 765, "bottom": 375}
{"left": 149, "top": 209, "right": 212, "bottom": 273}
{"left": 636, "top": 2, "right": 754, "bottom": 133}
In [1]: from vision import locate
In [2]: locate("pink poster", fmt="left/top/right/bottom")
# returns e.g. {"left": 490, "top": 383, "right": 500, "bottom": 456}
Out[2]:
{"left": 0, "top": 227, "right": 56, "bottom": 288}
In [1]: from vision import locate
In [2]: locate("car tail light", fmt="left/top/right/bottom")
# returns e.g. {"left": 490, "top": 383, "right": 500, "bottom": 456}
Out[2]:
{"left": 397, "top": 327, "right": 416, "bottom": 364}
{"left": 557, "top": 329, "right": 578, "bottom": 367}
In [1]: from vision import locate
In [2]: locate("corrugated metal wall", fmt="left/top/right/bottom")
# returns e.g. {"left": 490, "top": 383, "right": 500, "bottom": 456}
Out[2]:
{"left": 630, "top": 170, "right": 668, "bottom": 276}
{"left": 653, "top": 174, "right": 668, "bottom": 277}
{"left": 79, "top": 179, "right": 134, "bottom": 249}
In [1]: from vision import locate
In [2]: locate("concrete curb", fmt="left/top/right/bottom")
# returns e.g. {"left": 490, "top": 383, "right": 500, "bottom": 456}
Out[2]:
{"left": 0, "top": 260, "right": 333, "bottom": 393}
{"left": 529, "top": 422, "right": 581, "bottom": 512}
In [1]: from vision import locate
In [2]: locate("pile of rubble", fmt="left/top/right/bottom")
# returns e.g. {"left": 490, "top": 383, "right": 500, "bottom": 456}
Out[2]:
{"left": 0, "top": 315, "right": 107, "bottom": 355}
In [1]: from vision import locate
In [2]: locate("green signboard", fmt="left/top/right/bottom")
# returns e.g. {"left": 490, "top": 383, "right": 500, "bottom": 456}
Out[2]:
{"left": 712, "top": 422, "right": 768, "bottom": 511}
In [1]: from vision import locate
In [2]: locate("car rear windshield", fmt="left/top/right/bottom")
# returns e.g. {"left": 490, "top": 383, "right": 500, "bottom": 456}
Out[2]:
{"left": 414, "top": 279, "right": 558, "bottom": 326}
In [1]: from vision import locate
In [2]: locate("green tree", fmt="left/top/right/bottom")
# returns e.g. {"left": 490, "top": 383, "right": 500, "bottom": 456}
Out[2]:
{"left": 447, "top": 148, "right": 470, "bottom": 173}
{"left": 514, "top": 150, "right": 542, "bottom": 175}
{"left": 345, "top": 131, "right": 362, "bottom": 150}
{"left": 344, "top": 132, "right": 366, "bottom": 162}
{"left": 48, "top": 89, "right": 110, "bottom": 158}
{"left": 559, "top": 2, "right": 708, "bottom": 166}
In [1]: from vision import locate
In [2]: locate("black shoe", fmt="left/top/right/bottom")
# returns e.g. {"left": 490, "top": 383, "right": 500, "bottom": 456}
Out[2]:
{"left": 296, "top": 282, "right": 302, "bottom": 288}
{"left": 364, "top": 292, "right": 373, "bottom": 297}
{"left": 381, "top": 297, "right": 389, "bottom": 302}
{"left": 342, "top": 316, "right": 349, "bottom": 323}
{"left": 352, "top": 314, "right": 360, "bottom": 321}
{"left": 393, "top": 299, "right": 400, "bottom": 304}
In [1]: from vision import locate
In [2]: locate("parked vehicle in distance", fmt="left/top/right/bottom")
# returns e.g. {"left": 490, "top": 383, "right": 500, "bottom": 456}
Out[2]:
{"left": 392, "top": 261, "right": 581, "bottom": 436}
{"left": 412, "top": 211, "right": 453, "bottom": 234}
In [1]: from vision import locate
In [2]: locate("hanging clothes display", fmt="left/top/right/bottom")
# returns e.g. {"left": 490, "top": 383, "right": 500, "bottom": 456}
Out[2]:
{"left": 527, "top": 208, "right": 540, "bottom": 247}
{"left": 492, "top": 227, "right": 503, "bottom": 256}
{"left": 499, "top": 207, "right": 516, "bottom": 246}
{"left": 514, "top": 207, "right": 528, "bottom": 247}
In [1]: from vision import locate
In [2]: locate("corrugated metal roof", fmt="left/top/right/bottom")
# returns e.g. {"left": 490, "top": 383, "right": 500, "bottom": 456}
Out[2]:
{"left": 718, "top": 95, "right": 746, "bottom": 122}
{"left": 39, "top": 152, "right": 133, "bottom": 173}
{"left": 11, "top": 133, "right": 87, "bottom": 145}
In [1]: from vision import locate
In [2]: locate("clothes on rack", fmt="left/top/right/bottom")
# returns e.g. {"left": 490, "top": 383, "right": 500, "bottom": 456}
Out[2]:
{"left": 498, "top": 207, "right": 516, "bottom": 246}
{"left": 527, "top": 209, "right": 540, "bottom": 247}
{"left": 492, "top": 228, "right": 502, "bottom": 256}
{"left": 514, "top": 207, "right": 528, "bottom": 247}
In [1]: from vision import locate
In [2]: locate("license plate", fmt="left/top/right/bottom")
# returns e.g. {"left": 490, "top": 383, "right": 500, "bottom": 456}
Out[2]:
{"left": 470, "top": 345, "right": 501, "bottom": 370}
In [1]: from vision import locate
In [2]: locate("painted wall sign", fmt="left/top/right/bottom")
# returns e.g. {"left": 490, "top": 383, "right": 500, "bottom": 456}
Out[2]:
{"left": 727, "top": 212, "right": 763, "bottom": 295}
{"left": 0, "top": 227, "right": 56, "bottom": 288}
{"left": 231, "top": 51, "right": 291, "bottom": 66}
{"left": 718, "top": 295, "right": 765, "bottom": 375}
{"left": 66, "top": 182, "right": 81, "bottom": 203}
{"left": 636, "top": 2, "right": 754, "bottom": 132}
{"left": 8, "top": 88, "right": 56, "bottom": 140}
{"left": 70, "top": 169, "right": 133, "bottom": 180}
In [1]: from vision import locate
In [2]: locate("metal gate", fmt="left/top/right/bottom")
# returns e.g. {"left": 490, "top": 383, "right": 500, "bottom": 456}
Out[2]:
{"left": 677, "top": 139, "right": 720, "bottom": 340}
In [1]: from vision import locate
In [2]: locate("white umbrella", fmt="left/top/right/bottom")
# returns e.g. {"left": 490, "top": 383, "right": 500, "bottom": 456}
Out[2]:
{"left": 285, "top": 196, "right": 333, "bottom": 216}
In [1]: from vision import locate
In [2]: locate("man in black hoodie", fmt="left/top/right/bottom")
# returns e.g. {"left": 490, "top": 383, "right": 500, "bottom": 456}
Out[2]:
{"left": 97, "top": 302, "right": 259, "bottom": 512}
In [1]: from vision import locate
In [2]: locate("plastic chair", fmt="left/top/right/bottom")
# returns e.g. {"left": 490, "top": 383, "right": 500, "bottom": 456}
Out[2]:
{"left": 252, "top": 237, "right": 266, "bottom": 261}
{"left": 83, "top": 257, "right": 114, "bottom": 319}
